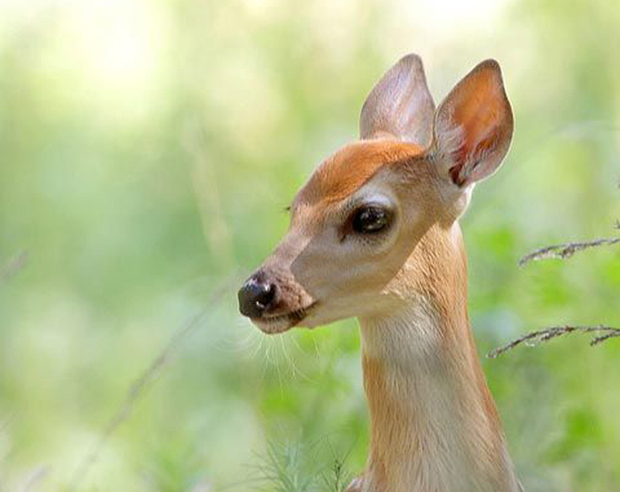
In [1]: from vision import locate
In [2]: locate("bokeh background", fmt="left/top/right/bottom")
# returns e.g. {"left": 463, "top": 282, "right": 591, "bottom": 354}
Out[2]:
{"left": 1, "top": 0, "right": 619, "bottom": 490}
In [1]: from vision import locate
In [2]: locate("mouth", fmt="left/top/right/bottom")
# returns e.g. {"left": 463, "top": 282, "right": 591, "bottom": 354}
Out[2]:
{"left": 250, "top": 303, "right": 317, "bottom": 334}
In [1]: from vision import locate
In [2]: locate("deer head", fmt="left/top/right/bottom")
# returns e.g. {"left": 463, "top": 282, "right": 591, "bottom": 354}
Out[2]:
{"left": 238, "top": 54, "right": 513, "bottom": 336}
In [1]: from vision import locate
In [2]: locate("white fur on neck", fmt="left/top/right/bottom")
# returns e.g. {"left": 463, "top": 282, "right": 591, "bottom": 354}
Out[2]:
{"left": 358, "top": 300, "right": 521, "bottom": 492}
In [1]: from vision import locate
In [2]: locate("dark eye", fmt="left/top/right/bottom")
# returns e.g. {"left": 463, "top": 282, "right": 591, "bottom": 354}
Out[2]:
{"left": 351, "top": 206, "right": 392, "bottom": 234}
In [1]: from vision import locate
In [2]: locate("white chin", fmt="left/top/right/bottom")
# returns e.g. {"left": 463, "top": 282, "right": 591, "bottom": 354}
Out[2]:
{"left": 252, "top": 317, "right": 295, "bottom": 334}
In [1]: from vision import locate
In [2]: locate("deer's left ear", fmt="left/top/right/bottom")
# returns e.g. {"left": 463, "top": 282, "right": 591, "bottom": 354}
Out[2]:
{"left": 432, "top": 59, "right": 513, "bottom": 188}
{"left": 360, "top": 54, "right": 435, "bottom": 146}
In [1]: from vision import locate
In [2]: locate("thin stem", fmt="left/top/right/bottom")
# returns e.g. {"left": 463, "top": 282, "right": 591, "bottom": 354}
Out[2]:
{"left": 65, "top": 275, "right": 238, "bottom": 492}
{"left": 519, "top": 237, "right": 620, "bottom": 266}
{"left": 488, "top": 325, "right": 620, "bottom": 359}
{"left": 0, "top": 250, "right": 28, "bottom": 285}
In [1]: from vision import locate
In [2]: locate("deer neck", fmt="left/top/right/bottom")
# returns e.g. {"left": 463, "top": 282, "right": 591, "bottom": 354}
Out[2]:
{"left": 358, "top": 224, "right": 519, "bottom": 492}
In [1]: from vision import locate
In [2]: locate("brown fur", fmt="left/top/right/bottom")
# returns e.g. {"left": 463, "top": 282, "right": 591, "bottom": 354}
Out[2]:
{"left": 293, "top": 140, "right": 424, "bottom": 211}
{"left": 359, "top": 225, "right": 510, "bottom": 491}
{"left": 240, "top": 56, "right": 520, "bottom": 492}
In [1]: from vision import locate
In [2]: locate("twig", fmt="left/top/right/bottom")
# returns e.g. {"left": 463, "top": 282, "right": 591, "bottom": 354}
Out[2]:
{"left": 0, "top": 250, "right": 28, "bottom": 285}
{"left": 519, "top": 237, "right": 620, "bottom": 266}
{"left": 0, "top": 414, "right": 15, "bottom": 435}
{"left": 488, "top": 325, "right": 620, "bottom": 359}
{"left": 18, "top": 466, "right": 49, "bottom": 492}
{"left": 66, "top": 276, "right": 237, "bottom": 492}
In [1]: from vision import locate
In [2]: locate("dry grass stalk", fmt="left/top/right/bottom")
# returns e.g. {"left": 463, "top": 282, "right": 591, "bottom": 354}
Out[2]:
{"left": 488, "top": 325, "right": 620, "bottom": 359}
{"left": 66, "top": 276, "right": 237, "bottom": 492}
{"left": 501, "top": 218, "right": 620, "bottom": 358}
{"left": 518, "top": 237, "right": 620, "bottom": 266}
{"left": 0, "top": 250, "right": 28, "bottom": 285}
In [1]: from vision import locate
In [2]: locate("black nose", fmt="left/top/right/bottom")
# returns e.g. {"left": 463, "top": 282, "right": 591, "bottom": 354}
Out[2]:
{"left": 238, "top": 273, "right": 277, "bottom": 318}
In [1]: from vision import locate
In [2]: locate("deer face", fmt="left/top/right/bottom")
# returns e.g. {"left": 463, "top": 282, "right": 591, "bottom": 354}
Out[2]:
{"left": 238, "top": 55, "right": 513, "bottom": 334}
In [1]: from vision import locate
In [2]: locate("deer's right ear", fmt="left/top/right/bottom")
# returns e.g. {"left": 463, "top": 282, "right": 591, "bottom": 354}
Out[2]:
{"left": 360, "top": 54, "right": 435, "bottom": 146}
{"left": 432, "top": 59, "right": 513, "bottom": 188}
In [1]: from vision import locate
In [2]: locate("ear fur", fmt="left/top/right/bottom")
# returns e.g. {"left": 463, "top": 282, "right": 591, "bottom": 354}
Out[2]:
{"left": 432, "top": 59, "right": 513, "bottom": 187}
{"left": 360, "top": 54, "right": 435, "bottom": 147}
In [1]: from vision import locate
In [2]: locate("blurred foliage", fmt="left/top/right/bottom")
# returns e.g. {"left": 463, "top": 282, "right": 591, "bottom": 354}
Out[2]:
{"left": 0, "top": 0, "right": 619, "bottom": 490}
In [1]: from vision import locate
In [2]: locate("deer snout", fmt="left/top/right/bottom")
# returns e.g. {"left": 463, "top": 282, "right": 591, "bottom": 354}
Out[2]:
{"left": 237, "top": 262, "right": 317, "bottom": 334}
{"left": 238, "top": 270, "right": 278, "bottom": 318}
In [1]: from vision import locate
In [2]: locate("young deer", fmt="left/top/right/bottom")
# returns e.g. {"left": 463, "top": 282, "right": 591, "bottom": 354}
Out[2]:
{"left": 238, "top": 54, "right": 521, "bottom": 492}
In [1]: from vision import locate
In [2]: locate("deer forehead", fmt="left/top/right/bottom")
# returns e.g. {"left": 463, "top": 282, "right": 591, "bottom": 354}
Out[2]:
{"left": 291, "top": 139, "right": 427, "bottom": 222}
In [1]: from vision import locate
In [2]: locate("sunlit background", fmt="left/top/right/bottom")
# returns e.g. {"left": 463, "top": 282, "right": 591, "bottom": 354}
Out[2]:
{"left": 1, "top": 0, "right": 619, "bottom": 490}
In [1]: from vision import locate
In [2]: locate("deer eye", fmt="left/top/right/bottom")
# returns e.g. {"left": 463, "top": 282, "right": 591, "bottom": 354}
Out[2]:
{"left": 351, "top": 205, "right": 392, "bottom": 234}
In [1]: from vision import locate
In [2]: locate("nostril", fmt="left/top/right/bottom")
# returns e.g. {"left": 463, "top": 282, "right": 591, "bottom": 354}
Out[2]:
{"left": 255, "top": 283, "right": 276, "bottom": 310}
{"left": 238, "top": 276, "right": 278, "bottom": 318}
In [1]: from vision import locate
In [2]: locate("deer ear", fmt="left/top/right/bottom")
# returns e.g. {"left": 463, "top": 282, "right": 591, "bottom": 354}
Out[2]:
{"left": 360, "top": 54, "right": 435, "bottom": 146}
{"left": 433, "top": 59, "right": 513, "bottom": 188}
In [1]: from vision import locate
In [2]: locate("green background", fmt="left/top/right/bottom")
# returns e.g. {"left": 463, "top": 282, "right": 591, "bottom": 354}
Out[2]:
{"left": 0, "top": 0, "right": 619, "bottom": 490}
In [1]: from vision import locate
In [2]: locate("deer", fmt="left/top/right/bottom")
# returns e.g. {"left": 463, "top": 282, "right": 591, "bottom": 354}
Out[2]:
{"left": 237, "top": 54, "right": 522, "bottom": 492}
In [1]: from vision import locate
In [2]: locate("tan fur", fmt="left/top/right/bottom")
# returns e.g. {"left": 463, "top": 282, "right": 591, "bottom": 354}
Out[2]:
{"left": 433, "top": 59, "right": 514, "bottom": 187}
{"left": 358, "top": 225, "right": 516, "bottom": 492}
{"left": 240, "top": 56, "right": 520, "bottom": 492}
{"left": 360, "top": 54, "right": 435, "bottom": 146}
{"left": 293, "top": 140, "right": 424, "bottom": 211}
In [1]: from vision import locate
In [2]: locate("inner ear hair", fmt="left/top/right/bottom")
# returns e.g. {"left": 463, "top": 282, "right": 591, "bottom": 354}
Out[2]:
{"left": 432, "top": 59, "right": 514, "bottom": 188}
